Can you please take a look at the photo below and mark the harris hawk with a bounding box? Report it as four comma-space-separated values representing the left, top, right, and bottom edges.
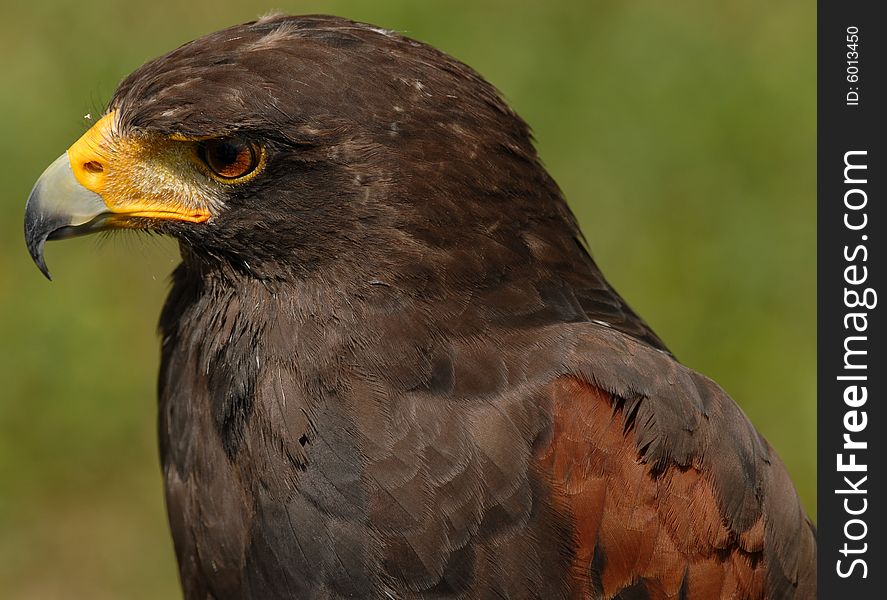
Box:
23, 14, 815, 600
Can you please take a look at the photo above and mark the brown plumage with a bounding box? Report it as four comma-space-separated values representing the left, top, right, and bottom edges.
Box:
24, 14, 815, 599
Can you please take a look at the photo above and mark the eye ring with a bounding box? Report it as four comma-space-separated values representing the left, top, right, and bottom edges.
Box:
197, 137, 265, 182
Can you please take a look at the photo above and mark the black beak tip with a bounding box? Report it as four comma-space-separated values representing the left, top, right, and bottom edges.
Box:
35, 254, 53, 281
24, 214, 53, 281
26, 238, 53, 281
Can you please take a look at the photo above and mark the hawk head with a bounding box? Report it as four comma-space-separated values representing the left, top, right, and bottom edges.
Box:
24, 13, 667, 351
24, 15, 560, 279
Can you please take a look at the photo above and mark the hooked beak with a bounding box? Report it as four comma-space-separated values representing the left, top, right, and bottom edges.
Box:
23, 111, 213, 279
24, 152, 113, 280
24, 112, 119, 280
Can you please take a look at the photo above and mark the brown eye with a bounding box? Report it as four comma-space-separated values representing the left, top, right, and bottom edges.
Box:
199, 137, 261, 180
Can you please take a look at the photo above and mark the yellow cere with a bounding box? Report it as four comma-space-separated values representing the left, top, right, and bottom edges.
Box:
66, 111, 222, 223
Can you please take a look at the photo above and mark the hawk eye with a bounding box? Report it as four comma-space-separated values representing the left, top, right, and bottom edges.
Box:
199, 137, 261, 181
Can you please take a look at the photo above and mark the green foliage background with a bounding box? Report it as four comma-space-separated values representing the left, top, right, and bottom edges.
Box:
0, 1, 814, 597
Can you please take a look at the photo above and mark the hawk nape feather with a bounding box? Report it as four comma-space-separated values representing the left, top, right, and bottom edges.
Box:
24, 14, 815, 600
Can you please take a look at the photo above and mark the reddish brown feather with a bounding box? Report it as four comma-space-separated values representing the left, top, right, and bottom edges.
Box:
539, 377, 774, 600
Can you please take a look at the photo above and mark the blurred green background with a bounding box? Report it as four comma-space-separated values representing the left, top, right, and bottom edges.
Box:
1, 0, 814, 598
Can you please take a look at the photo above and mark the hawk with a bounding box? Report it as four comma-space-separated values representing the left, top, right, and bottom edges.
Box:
24, 14, 815, 600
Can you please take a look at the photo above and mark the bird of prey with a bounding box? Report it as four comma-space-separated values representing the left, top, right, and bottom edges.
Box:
24, 14, 815, 600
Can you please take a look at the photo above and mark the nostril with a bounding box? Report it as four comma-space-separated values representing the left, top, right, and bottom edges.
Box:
83, 161, 104, 174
